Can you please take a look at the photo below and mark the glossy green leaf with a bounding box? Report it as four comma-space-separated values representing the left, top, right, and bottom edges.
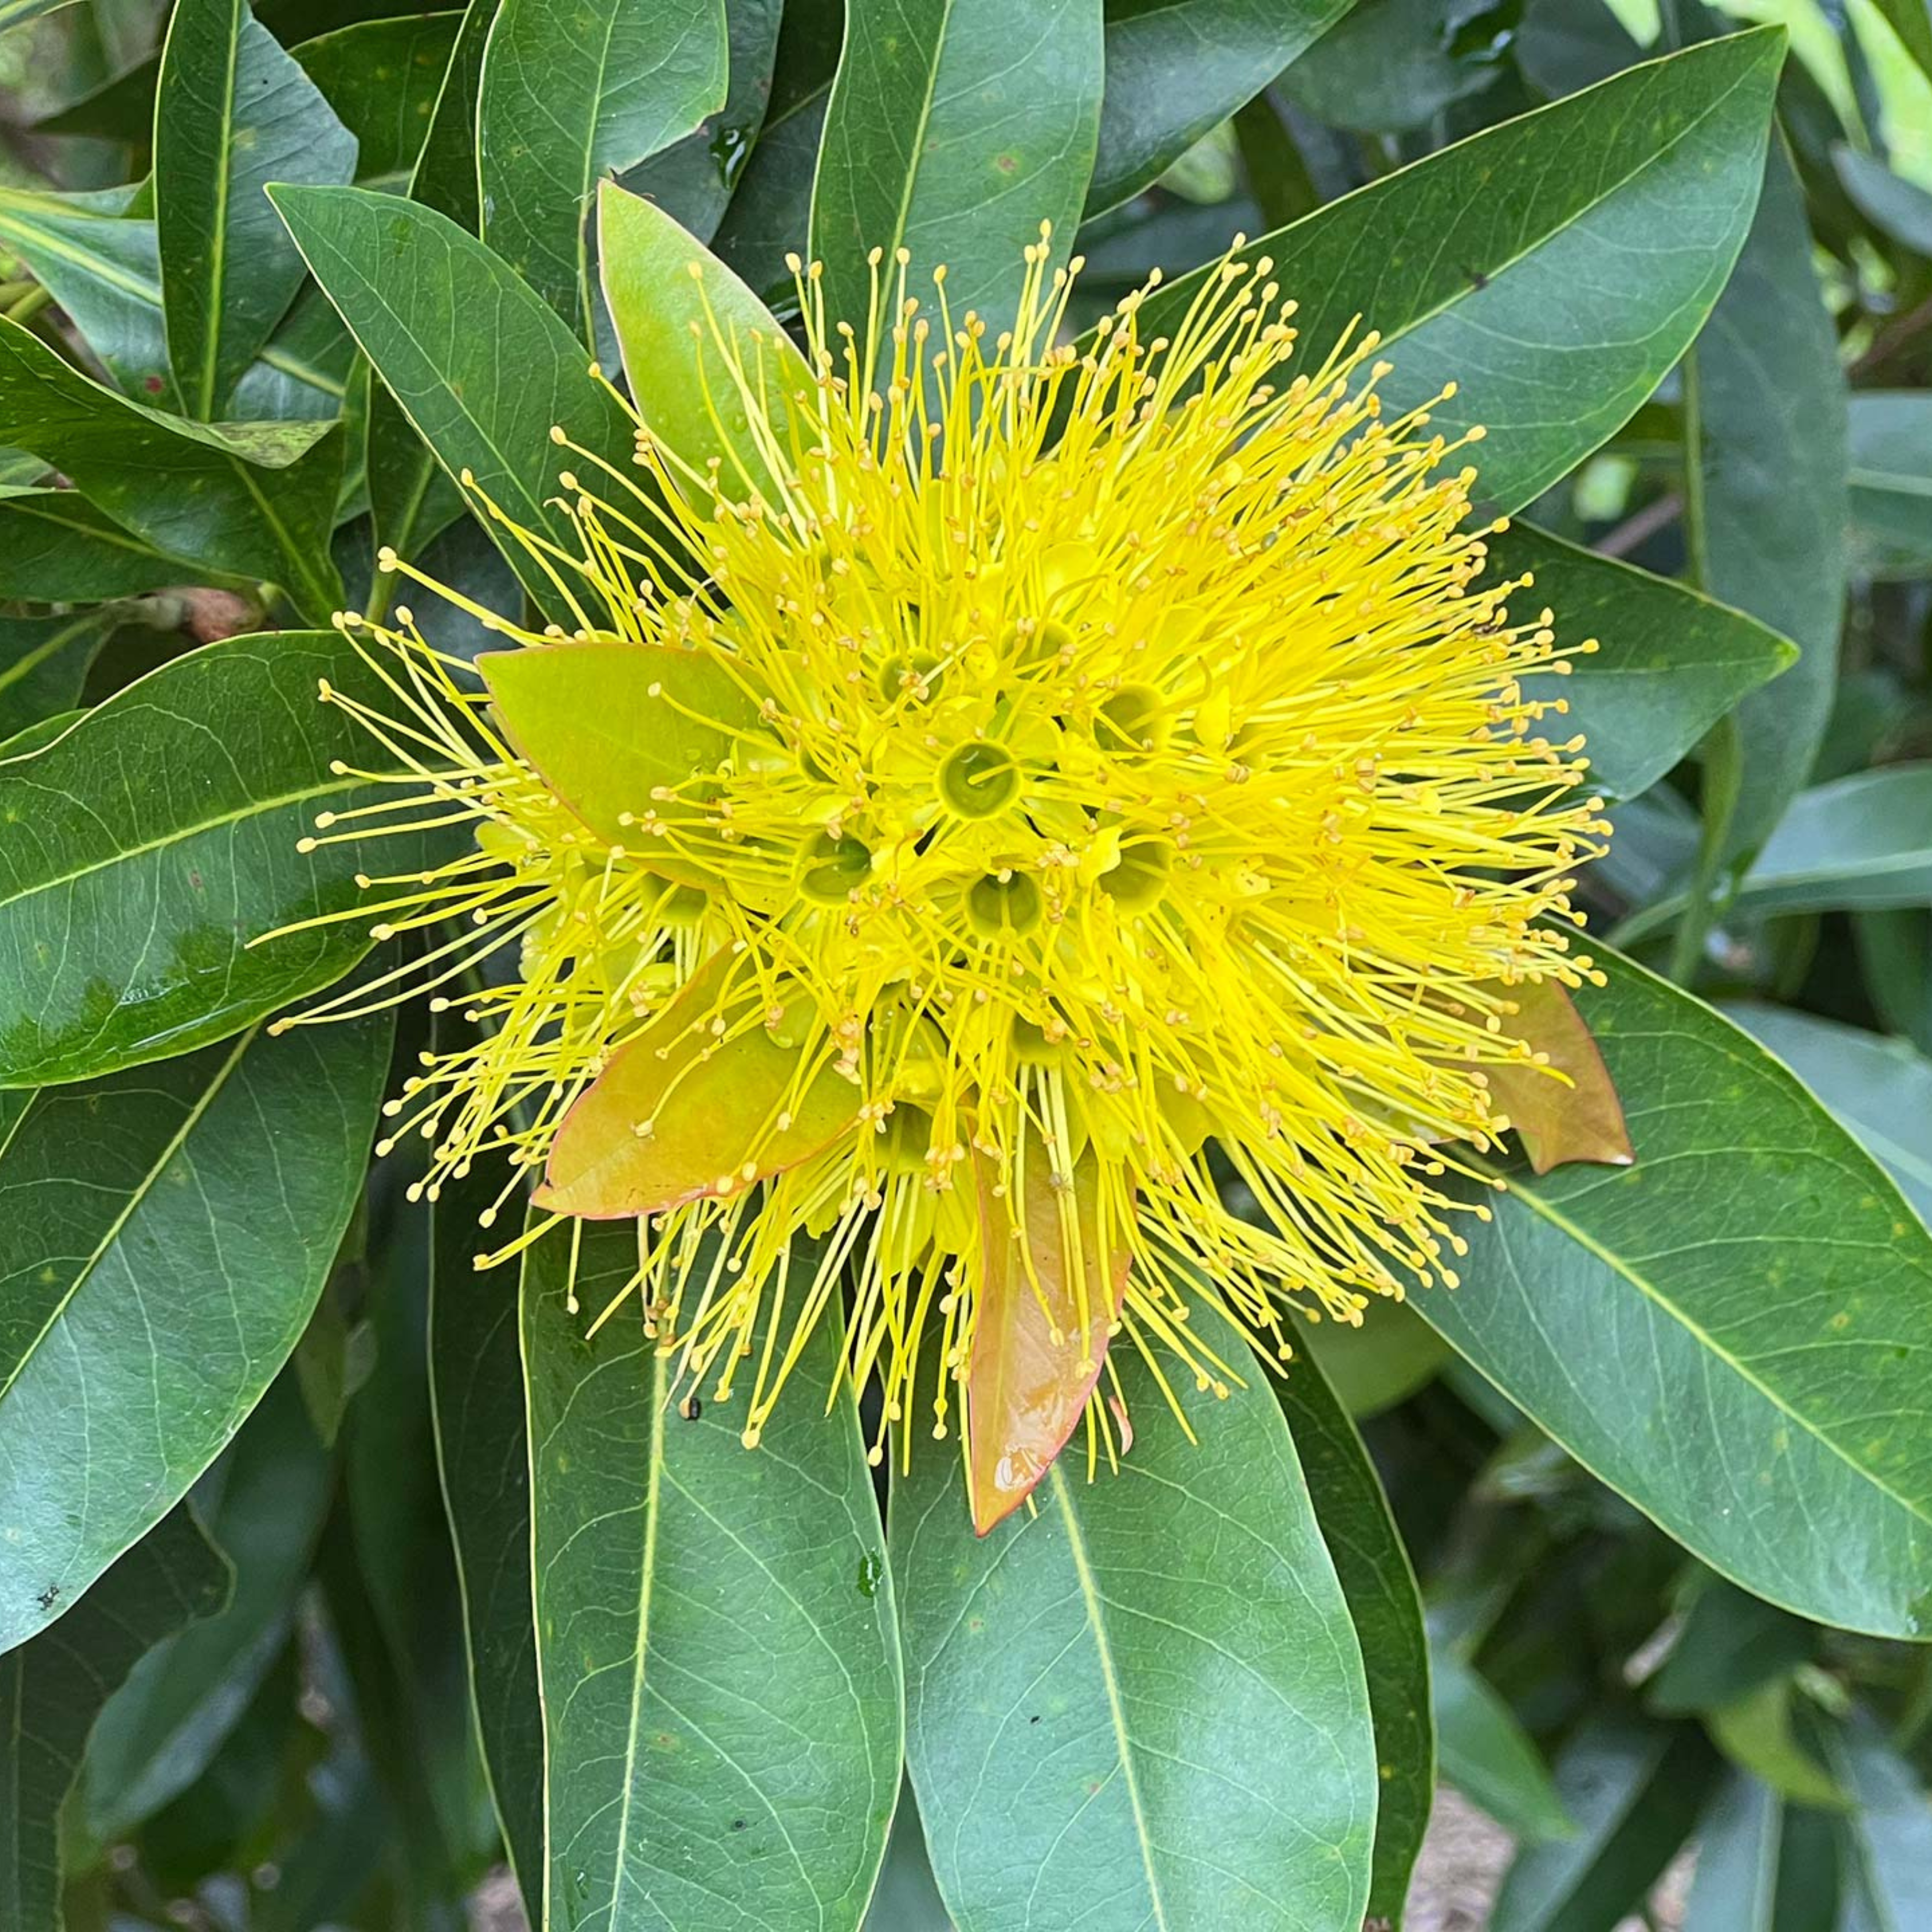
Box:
0, 1012, 388, 1656
1685, 137, 1847, 858
1722, 1005, 1932, 1226
1847, 393, 1932, 580
811, 0, 1105, 338
271, 185, 635, 619
896, 1317, 1377, 1932
0, 609, 114, 742
1085, 0, 1352, 216
597, 181, 809, 499
0, 488, 197, 602
1737, 766, 1932, 915
1496, 523, 1796, 804
480, 637, 767, 853
476, 0, 725, 330
1133, 30, 1785, 516
1493, 1718, 1718, 1931
523, 1217, 902, 1931
0, 633, 434, 1089
1684, 1772, 1841, 1932
1276, 1344, 1432, 1924
1432, 1647, 1574, 1842
0, 1506, 228, 1932
82, 1378, 332, 1840
1827, 1713, 1932, 1930
295, 13, 461, 185
428, 1145, 543, 1926
155, 0, 358, 420
1300, 1298, 1451, 1418
619, 0, 783, 242
0, 318, 342, 619
1417, 946, 1932, 1638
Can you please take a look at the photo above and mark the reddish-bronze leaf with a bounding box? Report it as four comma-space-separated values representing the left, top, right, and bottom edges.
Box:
1487, 978, 1634, 1175
536, 962, 855, 1218
966, 1143, 1129, 1536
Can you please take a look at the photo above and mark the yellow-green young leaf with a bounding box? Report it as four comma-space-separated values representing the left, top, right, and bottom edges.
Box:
1487, 978, 1634, 1175
1706, 1679, 1845, 1810
965, 1145, 1124, 1535
479, 639, 769, 871
597, 181, 810, 502
537, 957, 855, 1218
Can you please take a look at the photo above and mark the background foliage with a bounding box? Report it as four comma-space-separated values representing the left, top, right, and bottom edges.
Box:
1, 0, 1931, 1927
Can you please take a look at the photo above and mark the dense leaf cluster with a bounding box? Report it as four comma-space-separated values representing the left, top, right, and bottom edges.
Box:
1, 0, 1930, 1927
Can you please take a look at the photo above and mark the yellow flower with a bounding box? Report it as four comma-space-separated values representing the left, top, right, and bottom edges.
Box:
271, 229, 1607, 1526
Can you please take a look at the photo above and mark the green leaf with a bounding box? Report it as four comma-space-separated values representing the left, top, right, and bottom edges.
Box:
0, 0, 77, 35
81, 1378, 333, 1840
811, 0, 1105, 339
1722, 1006, 1932, 1227
1281, 0, 1511, 134
619, 0, 783, 242
862, 1781, 951, 1932
1833, 144, 1932, 254
408, 0, 498, 231
0, 319, 343, 619
1132, 30, 1785, 516
1432, 1647, 1574, 1842
1685, 136, 1847, 859
523, 1218, 903, 1931
1299, 1297, 1451, 1418
0, 633, 436, 1089
1735, 767, 1932, 916
1417, 946, 1932, 1639
1827, 1713, 1932, 1930
0, 489, 197, 602
1646, 1572, 1815, 1716
0, 1012, 388, 1656
428, 1145, 543, 1927
895, 1318, 1377, 1932
1684, 1772, 1842, 1932
1495, 523, 1795, 804
0, 1507, 228, 1932
155, 0, 358, 420
1085, 0, 1352, 216
294, 13, 462, 185
1276, 1345, 1433, 1925
270, 185, 635, 620
1847, 393, 1932, 581
597, 181, 808, 499
1493, 1718, 1719, 1931
1707, 1678, 1844, 1809
0, 609, 114, 741
1870, 0, 1932, 81
476, 0, 725, 330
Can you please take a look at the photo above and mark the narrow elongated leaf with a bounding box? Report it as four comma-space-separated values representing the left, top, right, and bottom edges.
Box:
523, 1218, 902, 1931
428, 1144, 543, 1927
0, 489, 197, 602
1827, 1713, 1932, 1930
1085, 0, 1352, 216
155, 0, 358, 419
295, 13, 461, 184
0, 1012, 388, 1656
1708, 1679, 1843, 1809
0, 1507, 228, 1932
0, 610, 114, 741
597, 181, 808, 496
408, 0, 499, 231
1277, 1346, 1432, 1925
896, 1319, 1377, 1932
82, 1378, 331, 1839
1733, 766, 1932, 916
1723, 1005, 1932, 1226
1432, 1648, 1573, 1842
811, 0, 1105, 338
1131, 30, 1785, 515
1847, 393, 1932, 581
1495, 524, 1795, 804
1870, 0, 1932, 82
270, 185, 635, 619
0, 633, 433, 1089
1418, 947, 1932, 1638
0, 319, 342, 619
1683, 1775, 1799, 1932
1494, 1718, 1719, 1931
1686, 137, 1847, 858
477, 0, 725, 329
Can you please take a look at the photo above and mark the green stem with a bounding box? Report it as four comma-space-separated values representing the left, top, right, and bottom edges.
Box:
1666, 712, 1741, 986
3, 284, 52, 325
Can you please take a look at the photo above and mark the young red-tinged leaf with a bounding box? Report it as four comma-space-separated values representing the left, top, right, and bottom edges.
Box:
596, 183, 810, 503
966, 1145, 1128, 1536
480, 641, 768, 880
1488, 978, 1634, 1174
536, 959, 855, 1219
